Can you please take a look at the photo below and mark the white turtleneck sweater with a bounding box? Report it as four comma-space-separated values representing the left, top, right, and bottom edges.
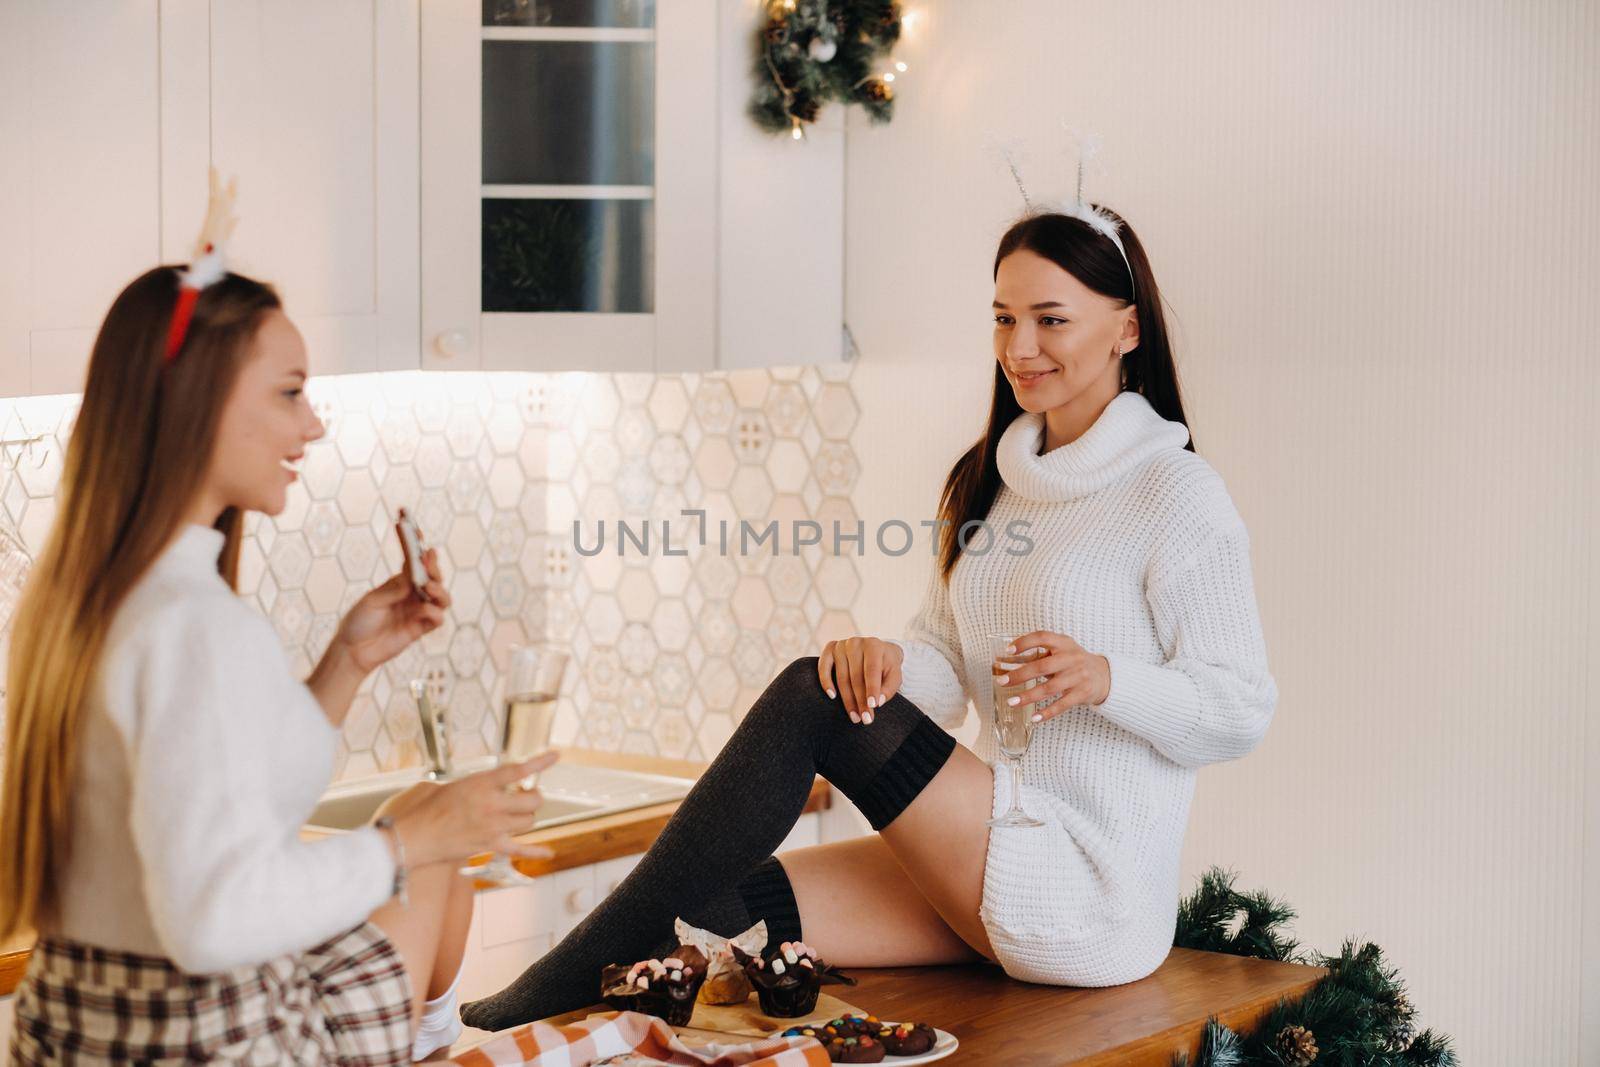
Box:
888, 391, 1278, 986
50, 525, 396, 974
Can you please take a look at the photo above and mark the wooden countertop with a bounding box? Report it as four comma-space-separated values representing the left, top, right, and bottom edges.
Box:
530, 948, 1327, 1065
833, 949, 1326, 1065
0, 749, 831, 998
0, 933, 27, 999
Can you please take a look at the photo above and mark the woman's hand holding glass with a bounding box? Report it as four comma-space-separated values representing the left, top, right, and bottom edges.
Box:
462, 644, 569, 886
379, 752, 559, 869
995, 629, 1111, 724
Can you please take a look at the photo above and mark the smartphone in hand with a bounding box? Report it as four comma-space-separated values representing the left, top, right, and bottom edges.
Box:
395, 508, 436, 604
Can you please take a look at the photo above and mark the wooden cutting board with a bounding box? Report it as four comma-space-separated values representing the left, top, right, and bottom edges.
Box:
672, 992, 866, 1043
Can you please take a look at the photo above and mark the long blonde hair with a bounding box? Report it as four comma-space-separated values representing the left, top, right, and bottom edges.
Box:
0, 266, 280, 939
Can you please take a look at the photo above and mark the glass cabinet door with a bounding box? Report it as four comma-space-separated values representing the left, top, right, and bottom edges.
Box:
423, 0, 715, 373
481, 8, 654, 314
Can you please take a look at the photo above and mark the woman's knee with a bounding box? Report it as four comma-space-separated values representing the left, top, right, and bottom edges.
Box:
752, 657, 841, 716
736, 657, 848, 740
777, 655, 823, 693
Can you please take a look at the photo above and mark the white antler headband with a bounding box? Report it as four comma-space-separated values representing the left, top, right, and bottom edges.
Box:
1002, 127, 1137, 300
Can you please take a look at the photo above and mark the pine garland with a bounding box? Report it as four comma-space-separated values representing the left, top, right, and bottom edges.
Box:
747, 0, 902, 138
1173, 866, 1302, 962
1190, 1017, 1248, 1067
1170, 867, 1459, 1067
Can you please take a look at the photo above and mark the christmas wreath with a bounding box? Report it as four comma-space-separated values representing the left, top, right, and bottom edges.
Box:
748, 0, 904, 139
1171, 868, 1459, 1066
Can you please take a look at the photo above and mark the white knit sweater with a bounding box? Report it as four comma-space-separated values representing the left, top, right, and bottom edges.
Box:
888, 391, 1278, 986
50, 525, 396, 974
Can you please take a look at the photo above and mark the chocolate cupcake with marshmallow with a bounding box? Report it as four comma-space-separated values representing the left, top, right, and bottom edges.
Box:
732, 940, 856, 1018
599, 944, 709, 1026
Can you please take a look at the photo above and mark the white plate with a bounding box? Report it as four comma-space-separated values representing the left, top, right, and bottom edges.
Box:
778, 1024, 956, 1064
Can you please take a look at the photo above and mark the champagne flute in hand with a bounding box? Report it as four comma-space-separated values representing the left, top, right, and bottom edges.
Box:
988, 634, 1045, 829
461, 644, 570, 886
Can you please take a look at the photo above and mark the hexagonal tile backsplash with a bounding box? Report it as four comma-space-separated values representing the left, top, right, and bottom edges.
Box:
0, 362, 861, 781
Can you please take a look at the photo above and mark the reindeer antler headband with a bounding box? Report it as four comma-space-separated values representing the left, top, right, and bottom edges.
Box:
164, 168, 239, 363
1003, 128, 1137, 301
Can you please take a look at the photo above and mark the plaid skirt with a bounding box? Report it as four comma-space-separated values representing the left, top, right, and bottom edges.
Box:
9, 922, 414, 1065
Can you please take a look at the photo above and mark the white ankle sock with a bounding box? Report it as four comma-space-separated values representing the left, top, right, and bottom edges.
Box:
410, 965, 465, 1061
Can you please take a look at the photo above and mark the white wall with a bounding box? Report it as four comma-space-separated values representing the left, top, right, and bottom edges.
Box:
842, 2, 1599, 1063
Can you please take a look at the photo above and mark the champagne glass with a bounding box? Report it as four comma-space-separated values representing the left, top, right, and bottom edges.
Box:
410, 668, 454, 781
987, 634, 1045, 829
461, 644, 571, 886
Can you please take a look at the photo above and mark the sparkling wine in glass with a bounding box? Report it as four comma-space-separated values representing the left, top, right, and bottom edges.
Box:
461, 644, 570, 886
987, 634, 1045, 829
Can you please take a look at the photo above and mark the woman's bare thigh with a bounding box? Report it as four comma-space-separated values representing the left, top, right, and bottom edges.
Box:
779, 835, 982, 968
781, 739, 998, 965
365, 783, 473, 1021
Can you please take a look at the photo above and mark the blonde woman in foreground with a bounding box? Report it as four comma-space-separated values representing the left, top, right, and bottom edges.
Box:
0, 188, 549, 1064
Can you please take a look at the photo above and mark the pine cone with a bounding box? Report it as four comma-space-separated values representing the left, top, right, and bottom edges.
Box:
1380, 991, 1417, 1053
790, 94, 820, 122
863, 78, 893, 103
1273, 1023, 1318, 1066
764, 17, 788, 44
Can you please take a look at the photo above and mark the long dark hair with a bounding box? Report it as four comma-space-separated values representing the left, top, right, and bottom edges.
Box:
1, 266, 279, 937
934, 208, 1194, 580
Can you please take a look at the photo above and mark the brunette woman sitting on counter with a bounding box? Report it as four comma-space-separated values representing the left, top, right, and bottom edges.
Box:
0, 176, 547, 1064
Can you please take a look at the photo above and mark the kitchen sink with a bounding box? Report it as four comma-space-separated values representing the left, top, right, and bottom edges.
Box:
306, 761, 695, 835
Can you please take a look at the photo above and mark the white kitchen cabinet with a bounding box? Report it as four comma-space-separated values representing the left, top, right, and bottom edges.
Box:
0, 3, 164, 397
158, 0, 421, 377
593, 851, 647, 900
4, 1, 841, 391
714, 0, 846, 371
209, 0, 420, 376
420, 0, 845, 375
0, 1, 418, 396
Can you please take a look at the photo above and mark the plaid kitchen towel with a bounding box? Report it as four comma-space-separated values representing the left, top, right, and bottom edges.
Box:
448, 1010, 830, 1067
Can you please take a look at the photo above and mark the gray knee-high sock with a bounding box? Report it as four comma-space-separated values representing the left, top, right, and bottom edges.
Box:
643, 855, 802, 962
459, 656, 955, 1031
